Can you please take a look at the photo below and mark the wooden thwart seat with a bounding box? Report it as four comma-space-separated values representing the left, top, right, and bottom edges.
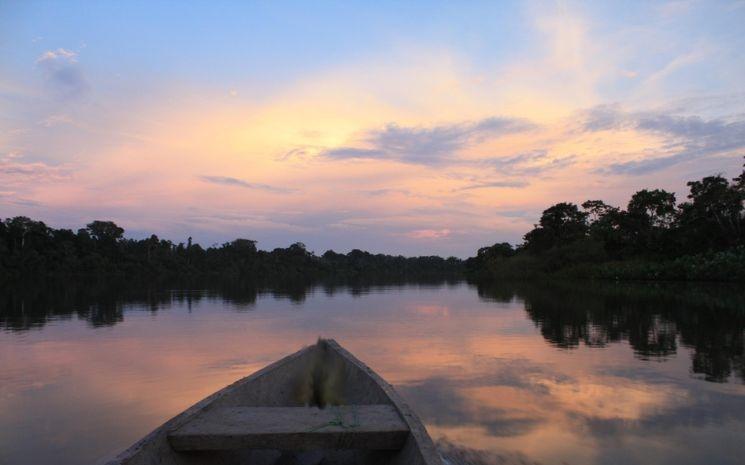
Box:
168, 404, 410, 451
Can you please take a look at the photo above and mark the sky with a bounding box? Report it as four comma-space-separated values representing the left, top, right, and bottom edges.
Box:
1, 1, 744, 257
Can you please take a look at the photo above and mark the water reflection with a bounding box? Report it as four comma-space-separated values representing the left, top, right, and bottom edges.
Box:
0, 275, 462, 331
474, 280, 745, 383
3, 278, 742, 384
0, 278, 743, 465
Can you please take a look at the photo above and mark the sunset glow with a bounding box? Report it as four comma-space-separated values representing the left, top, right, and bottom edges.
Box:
2, 1, 744, 256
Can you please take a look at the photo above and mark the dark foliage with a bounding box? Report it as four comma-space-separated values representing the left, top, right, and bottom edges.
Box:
468, 158, 745, 280
0, 220, 463, 279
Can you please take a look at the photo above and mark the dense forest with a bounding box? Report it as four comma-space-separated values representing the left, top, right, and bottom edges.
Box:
467, 159, 745, 281
0, 219, 462, 278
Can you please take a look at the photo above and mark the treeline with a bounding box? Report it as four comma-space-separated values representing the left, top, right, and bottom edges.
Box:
468, 160, 745, 281
0, 219, 462, 278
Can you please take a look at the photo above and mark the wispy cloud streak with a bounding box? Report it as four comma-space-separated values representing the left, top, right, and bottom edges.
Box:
320, 117, 536, 165
582, 105, 745, 175
0, 153, 69, 182
457, 180, 529, 191
199, 176, 297, 194
484, 150, 577, 175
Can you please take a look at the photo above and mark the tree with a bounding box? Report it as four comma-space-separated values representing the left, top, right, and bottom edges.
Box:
466, 242, 517, 274
539, 203, 589, 239
229, 239, 257, 253
625, 189, 677, 257
288, 242, 307, 253
678, 174, 743, 251
477, 242, 515, 259
627, 189, 677, 228
0, 220, 7, 261
3, 217, 50, 253
736, 159, 745, 245
86, 221, 124, 243
582, 200, 630, 258
734, 157, 745, 190
84, 220, 124, 263
523, 203, 588, 253
582, 200, 618, 224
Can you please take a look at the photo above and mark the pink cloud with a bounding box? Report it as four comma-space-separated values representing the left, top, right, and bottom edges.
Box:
0, 154, 70, 183
405, 229, 452, 239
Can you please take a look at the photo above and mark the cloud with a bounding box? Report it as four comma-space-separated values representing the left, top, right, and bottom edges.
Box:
38, 114, 75, 127
0, 153, 69, 183
0, 191, 42, 207
397, 359, 558, 437
484, 150, 577, 175
37, 48, 77, 62
446, 150, 575, 192
399, 377, 544, 438
36, 48, 88, 97
185, 211, 307, 233
496, 209, 536, 218
580, 104, 627, 132
322, 147, 386, 159
320, 117, 536, 165
361, 188, 412, 197
457, 180, 530, 191
276, 147, 318, 162
581, 105, 745, 175
405, 229, 451, 239
199, 175, 297, 194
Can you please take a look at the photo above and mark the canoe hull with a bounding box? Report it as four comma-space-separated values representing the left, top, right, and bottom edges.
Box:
104, 339, 442, 465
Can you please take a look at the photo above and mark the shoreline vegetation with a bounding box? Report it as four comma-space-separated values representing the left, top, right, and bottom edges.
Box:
1, 160, 743, 282
466, 160, 745, 282
0, 220, 462, 279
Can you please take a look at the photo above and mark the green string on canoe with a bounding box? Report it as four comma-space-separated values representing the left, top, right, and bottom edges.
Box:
307, 405, 360, 432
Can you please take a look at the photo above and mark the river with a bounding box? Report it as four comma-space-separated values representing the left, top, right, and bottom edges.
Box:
1, 278, 743, 465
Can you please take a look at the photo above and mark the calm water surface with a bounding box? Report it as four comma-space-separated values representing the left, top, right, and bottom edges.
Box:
1, 279, 744, 465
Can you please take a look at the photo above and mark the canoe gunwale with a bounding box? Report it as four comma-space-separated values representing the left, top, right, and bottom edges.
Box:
322, 339, 442, 465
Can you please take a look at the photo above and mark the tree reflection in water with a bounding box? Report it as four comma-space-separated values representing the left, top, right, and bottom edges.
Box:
0, 275, 461, 331
2, 277, 743, 383
475, 280, 745, 383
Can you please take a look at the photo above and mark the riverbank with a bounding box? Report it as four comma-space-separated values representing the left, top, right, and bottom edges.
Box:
467, 246, 745, 282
